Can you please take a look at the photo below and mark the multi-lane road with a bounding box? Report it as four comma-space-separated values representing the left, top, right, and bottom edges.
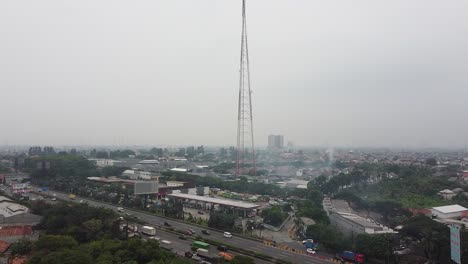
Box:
23, 188, 331, 264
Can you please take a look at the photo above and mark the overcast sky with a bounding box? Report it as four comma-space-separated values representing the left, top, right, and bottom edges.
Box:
1, 0, 468, 148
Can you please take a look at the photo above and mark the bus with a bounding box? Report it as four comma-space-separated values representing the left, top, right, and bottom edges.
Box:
192, 241, 210, 250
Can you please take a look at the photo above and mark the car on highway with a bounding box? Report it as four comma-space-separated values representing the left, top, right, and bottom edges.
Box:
184, 251, 193, 258
117, 207, 124, 212
178, 235, 187, 240
163, 222, 171, 227
197, 211, 204, 215
217, 245, 227, 252
223, 232, 232, 238
202, 230, 210, 235
303, 238, 314, 244
188, 228, 195, 234
51, 197, 57, 201
306, 248, 317, 255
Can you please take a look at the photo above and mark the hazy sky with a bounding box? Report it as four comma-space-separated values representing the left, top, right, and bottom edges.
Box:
1, 0, 468, 148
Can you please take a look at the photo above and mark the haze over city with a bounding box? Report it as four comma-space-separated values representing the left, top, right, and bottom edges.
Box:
1, 0, 468, 147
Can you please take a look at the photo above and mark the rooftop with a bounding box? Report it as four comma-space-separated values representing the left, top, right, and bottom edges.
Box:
138, 160, 159, 164
0, 240, 10, 253
170, 168, 188, 172
167, 193, 260, 209
336, 211, 383, 229
432, 204, 468, 214
438, 189, 455, 194
0, 197, 29, 218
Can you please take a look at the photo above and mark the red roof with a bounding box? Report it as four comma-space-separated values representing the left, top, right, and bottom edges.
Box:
0, 240, 10, 253
0, 226, 32, 237
10, 257, 27, 264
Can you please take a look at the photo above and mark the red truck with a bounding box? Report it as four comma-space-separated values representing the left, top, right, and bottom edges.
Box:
336, 251, 365, 263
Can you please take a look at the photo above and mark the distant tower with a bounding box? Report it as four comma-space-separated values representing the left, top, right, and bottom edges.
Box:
236, 0, 256, 176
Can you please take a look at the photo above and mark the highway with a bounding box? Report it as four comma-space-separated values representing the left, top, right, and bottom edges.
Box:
27, 188, 332, 264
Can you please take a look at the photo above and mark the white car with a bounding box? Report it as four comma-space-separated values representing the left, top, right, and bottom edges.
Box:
302, 239, 314, 244
223, 232, 232, 238
306, 248, 316, 255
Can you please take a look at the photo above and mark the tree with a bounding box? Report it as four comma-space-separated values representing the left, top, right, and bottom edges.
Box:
425, 158, 437, 166
232, 256, 255, 264
150, 148, 164, 157
219, 148, 228, 159
186, 146, 197, 158
197, 145, 205, 154
35, 249, 93, 264
34, 235, 78, 252
373, 200, 403, 222
175, 148, 186, 157
208, 211, 237, 230
29, 146, 42, 156
261, 206, 287, 227
355, 234, 396, 263
10, 239, 33, 256
305, 224, 351, 251
96, 151, 109, 159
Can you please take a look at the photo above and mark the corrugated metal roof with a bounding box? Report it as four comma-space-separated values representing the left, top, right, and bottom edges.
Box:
432, 204, 468, 214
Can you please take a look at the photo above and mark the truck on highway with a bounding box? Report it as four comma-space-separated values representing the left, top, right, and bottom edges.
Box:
192, 241, 210, 250
160, 240, 172, 251
196, 248, 218, 262
141, 226, 156, 236
336, 251, 365, 263
69, 194, 76, 200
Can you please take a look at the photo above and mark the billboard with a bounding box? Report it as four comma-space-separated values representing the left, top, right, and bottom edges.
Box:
12, 183, 28, 190
450, 225, 461, 264
12, 183, 30, 194
134, 181, 158, 195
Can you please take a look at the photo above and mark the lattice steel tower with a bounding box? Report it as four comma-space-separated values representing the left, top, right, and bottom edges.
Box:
236, 0, 256, 176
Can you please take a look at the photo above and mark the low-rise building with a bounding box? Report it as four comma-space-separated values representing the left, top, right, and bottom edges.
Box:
88, 159, 121, 167
327, 199, 395, 237
0, 196, 41, 226
431, 204, 468, 219
330, 211, 396, 236
438, 189, 456, 200
122, 170, 158, 180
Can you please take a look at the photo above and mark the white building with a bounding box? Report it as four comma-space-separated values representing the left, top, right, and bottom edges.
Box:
284, 179, 309, 189
138, 160, 159, 165
89, 159, 121, 167
438, 189, 456, 200
431, 204, 468, 219
166, 181, 186, 187
170, 168, 189, 173
122, 170, 157, 180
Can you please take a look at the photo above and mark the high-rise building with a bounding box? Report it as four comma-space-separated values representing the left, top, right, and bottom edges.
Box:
268, 135, 284, 149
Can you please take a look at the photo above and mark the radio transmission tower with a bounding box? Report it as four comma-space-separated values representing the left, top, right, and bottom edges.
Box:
236, 0, 256, 176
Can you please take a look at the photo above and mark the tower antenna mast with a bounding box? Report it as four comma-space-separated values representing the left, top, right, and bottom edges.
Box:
236, 0, 256, 176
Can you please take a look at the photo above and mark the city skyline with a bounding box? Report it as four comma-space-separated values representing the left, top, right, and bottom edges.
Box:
1, 0, 468, 148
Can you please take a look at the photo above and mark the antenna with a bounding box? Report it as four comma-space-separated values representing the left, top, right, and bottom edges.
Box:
236, 0, 256, 176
